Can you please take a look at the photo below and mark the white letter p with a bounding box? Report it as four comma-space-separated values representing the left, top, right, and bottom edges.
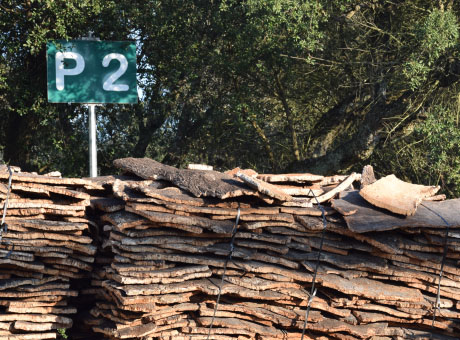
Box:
55, 52, 85, 91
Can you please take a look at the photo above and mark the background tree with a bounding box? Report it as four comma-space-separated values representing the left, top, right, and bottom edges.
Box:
1, 0, 460, 196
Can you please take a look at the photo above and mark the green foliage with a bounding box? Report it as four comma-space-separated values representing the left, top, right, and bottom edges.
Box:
403, 9, 459, 90
418, 9, 459, 59
414, 104, 460, 196
0, 0, 129, 173
244, 0, 326, 52
57, 328, 68, 339
0, 0, 460, 198
369, 95, 460, 198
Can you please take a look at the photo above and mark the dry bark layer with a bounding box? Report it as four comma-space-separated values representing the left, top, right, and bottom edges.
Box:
83, 158, 460, 340
2, 160, 458, 339
359, 174, 440, 216
0, 167, 94, 340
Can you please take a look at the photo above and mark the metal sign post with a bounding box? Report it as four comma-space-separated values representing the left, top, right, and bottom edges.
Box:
88, 104, 97, 177
83, 34, 99, 178
46, 38, 137, 177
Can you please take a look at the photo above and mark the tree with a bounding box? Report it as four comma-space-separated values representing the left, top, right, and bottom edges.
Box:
0, 1, 108, 173
1, 0, 460, 197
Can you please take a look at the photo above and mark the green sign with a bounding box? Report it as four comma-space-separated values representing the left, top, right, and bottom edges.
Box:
47, 40, 137, 104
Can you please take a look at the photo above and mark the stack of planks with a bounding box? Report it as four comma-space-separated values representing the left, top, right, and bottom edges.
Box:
74, 175, 133, 340
84, 158, 460, 340
0, 167, 96, 340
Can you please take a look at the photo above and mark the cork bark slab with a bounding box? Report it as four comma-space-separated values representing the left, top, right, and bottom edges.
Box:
131, 200, 280, 217
360, 164, 376, 188
359, 174, 439, 216
90, 197, 125, 212
0, 249, 34, 262
331, 198, 357, 216
127, 205, 234, 233
0, 169, 93, 187
256, 173, 324, 183
196, 316, 285, 337
114, 157, 257, 199
334, 190, 460, 233
318, 274, 424, 302
5, 219, 88, 232
1, 239, 96, 256
181, 325, 254, 337
0, 331, 57, 339
138, 186, 210, 207
0, 277, 64, 291
308, 319, 388, 338
83, 174, 143, 186
304, 250, 388, 272
11, 183, 90, 200
236, 172, 293, 202
109, 269, 212, 285
271, 184, 324, 197
280, 206, 336, 216
120, 235, 219, 248
101, 211, 147, 230
0, 314, 72, 326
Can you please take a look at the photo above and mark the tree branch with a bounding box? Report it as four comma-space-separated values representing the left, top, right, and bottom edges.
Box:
290, 93, 410, 174
275, 74, 301, 161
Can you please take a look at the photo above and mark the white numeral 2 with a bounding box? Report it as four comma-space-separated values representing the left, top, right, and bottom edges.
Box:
102, 53, 129, 91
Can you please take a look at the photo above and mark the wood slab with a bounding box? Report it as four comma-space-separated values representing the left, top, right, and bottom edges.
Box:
333, 190, 460, 233
0, 169, 93, 187
360, 165, 376, 188
90, 197, 125, 212
125, 206, 233, 234
114, 157, 257, 199
236, 172, 293, 202
359, 174, 439, 216
137, 186, 209, 207
11, 183, 90, 200
257, 173, 324, 183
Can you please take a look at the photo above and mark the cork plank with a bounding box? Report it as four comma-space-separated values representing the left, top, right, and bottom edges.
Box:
359, 174, 439, 216
335, 190, 460, 233
114, 157, 257, 199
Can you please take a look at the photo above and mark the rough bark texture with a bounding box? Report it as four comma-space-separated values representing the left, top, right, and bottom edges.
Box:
84, 159, 460, 339
114, 157, 258, 199
0, 168, 93, 339
2, 159, 460, 340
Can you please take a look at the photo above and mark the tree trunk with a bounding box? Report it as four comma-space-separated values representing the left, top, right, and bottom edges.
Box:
132, 104, 168, 157
275, 76, 301, 162
250, 119, 277, 171
290, 93, 410, 174
3, 112, 36, 171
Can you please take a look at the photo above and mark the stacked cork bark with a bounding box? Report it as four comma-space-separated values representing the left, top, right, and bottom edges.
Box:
84, 158, 460, 340
0, 167, 96, 340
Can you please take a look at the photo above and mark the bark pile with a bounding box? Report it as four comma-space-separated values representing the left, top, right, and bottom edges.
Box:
82, 158, 460, 340
0, 167, 96, 340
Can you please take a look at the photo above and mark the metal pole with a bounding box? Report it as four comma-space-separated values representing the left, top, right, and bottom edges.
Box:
89, 104, 97, 177
82, 32, 100, 178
